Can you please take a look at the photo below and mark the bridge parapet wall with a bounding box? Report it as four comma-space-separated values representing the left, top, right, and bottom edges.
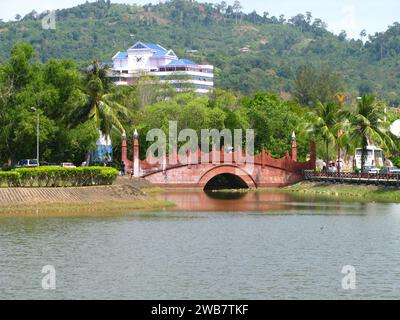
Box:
140, 142, 315, 175
121, 131, 316, 187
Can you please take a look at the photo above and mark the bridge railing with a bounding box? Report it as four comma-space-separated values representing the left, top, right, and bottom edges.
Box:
304, 170, 400, 186
140, 149, 313, 176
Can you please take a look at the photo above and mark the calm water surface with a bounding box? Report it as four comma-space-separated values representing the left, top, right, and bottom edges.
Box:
1, 189, 400, 300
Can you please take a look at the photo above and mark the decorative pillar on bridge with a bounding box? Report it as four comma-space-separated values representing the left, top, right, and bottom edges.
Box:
310, 140, 317, 170
121, 131, 128, 168
133, 129, 140, 177
291, 131, 297, 162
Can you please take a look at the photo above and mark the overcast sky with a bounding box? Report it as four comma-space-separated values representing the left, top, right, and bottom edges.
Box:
0, 0, 399, 39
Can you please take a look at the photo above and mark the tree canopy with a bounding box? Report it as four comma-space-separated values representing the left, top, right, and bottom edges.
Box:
1, 0, 400, 105
1, 41, 399, 171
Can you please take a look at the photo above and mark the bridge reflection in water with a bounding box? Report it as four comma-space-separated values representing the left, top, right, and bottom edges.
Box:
159, 189, 301, 212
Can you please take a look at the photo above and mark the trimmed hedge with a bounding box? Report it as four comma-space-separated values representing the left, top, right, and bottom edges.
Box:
0, 171, 20, 187
0, 167, 119, 188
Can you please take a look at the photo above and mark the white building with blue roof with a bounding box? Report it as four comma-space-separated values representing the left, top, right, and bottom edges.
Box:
110, 41, 214, 94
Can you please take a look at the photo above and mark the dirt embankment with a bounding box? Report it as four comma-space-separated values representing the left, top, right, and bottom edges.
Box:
0, 177, 173, 215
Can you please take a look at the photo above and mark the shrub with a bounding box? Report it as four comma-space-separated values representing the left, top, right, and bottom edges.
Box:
1, 165, 14, 172
0, 171, 20, 187
0, 167, 119, 188
391, 156, 400, 168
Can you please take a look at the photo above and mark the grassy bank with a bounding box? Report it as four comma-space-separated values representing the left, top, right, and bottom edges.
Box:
0, 177, 175, 216
0, 197, 175, 217
282, 181, 400, 203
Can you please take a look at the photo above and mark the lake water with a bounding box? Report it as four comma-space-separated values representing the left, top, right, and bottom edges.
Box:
1, 189, 400, 300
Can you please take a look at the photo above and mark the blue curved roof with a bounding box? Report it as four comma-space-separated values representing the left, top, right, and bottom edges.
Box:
130, 42, 168, 56
168, 59, 197, 66
143, 43, 167, 54
115, 51, 128, 59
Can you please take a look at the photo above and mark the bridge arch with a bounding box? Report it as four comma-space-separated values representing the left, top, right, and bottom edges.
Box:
198, 165, 257, 190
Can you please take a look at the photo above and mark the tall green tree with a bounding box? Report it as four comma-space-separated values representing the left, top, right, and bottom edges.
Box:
0, 44, 102, 166
294, 64, 344, 107
208, 89, 248, 130
233, 0, 242, 24
134, 73, 177, 109
0, 43, 49, 164
76, 60, 131, 135
302, 101, 344, 166
347, 95, 394, 171
243, 93, 306, 158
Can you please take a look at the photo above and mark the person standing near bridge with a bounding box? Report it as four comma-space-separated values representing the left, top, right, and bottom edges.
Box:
328, 161, 337, 173
336, 158, 344, 173
120, 162, 126, 176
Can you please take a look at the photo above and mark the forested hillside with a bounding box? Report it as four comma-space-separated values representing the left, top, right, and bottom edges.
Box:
1, 0, 400, 105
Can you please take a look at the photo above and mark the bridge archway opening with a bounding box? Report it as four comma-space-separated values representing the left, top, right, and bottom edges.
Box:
203, 173, 249, 191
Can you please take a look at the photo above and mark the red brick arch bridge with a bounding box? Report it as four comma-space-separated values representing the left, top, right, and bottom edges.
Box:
121, 134, 316, 189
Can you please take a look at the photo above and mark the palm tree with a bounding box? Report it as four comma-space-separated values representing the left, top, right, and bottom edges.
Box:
77, 60, 130, 135
347, 95, 394, 172
302, 102, 345, 168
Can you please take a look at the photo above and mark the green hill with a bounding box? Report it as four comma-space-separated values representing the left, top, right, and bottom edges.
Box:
1, 0, 400, 105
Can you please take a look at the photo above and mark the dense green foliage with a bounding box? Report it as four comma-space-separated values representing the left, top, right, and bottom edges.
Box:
0, 43, 133, 165
79, 61, 132, 135
0, 171, 20, 187
0, 43, 99, 165
346, 95, 395, 170
1, 0, 400, 104
1, 0, 400, 174
135, 91, 309, 160
1, 40, 399, 171
0, 41, 313, 167
294, 65, 344, 106
242, 93, 308, 158
0, 166, 118, 187
301, 102, 344, 164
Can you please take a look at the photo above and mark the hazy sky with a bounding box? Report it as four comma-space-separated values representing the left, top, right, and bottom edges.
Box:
0, 0, 399, 39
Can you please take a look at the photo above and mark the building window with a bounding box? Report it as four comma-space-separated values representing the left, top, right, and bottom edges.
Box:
194, 84, 214, 90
